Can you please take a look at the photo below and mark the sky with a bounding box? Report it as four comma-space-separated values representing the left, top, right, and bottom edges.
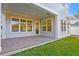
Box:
69, 3, 79, 16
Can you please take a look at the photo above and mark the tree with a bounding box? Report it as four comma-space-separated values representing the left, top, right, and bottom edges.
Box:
74, 11, 79, 19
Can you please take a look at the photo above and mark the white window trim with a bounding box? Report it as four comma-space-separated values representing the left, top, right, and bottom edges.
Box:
42, 19, 47, 32
27, 18, 33, 32
10, 16, 34, 32
20, 18, 27, 32
61, 19, 67, 32
35, 20, 40, 35
42, 18, 52, 32
10, 16, 20, 32
47, 19, 52, 32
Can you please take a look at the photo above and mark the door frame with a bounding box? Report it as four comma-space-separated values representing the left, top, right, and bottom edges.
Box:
35, 20, 40, 35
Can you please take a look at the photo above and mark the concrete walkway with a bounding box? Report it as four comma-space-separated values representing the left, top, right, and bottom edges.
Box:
1, 36, 55, 54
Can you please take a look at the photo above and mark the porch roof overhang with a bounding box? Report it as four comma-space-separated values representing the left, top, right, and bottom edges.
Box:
34, 3, 58, 15
2, 3, 56, 19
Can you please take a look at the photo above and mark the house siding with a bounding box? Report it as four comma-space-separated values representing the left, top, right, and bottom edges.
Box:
2, 11, 55, 39
35, 3, 70, 39
40, 16, 55, 38
2, 12, 36, 39
1, 3, 70, 39
0, 3, 71, 54
71, 26, 79, 35
70, 20, 79, 35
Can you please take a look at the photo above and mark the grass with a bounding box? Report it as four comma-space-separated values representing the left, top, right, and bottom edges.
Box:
12, 37, 79, 56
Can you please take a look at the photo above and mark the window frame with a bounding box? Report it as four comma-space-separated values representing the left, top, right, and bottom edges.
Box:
61, 19, 67, 32
42, 19, 47, 32
64, 20, 66, 31
47, 19, 52, 32
27, 18, 33, 32
11, 16, 20, 32
61, 20, 63, 31
20, 18, 27, 32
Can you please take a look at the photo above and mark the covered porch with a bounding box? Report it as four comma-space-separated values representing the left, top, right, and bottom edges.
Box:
1, 3, 57, 55
1, 3, 57, 39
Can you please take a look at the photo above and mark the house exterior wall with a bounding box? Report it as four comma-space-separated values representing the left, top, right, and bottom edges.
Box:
1, 3, 70, 39
40, 16, 55, 38
71, 26, 79, 35
0, 3, 70, 53
35, 3, 70, 38
1, 3, 57, 39
56, 4, 70, 38
70, 20, 79, 35
0, 3, 2, 53
2, 12, 36, 39
1, 11, 55, 39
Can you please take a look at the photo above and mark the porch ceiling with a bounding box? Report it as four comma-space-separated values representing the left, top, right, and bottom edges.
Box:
2, 3, 54, 19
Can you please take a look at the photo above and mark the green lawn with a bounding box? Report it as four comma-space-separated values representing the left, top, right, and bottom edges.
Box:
12, 37, 79, 56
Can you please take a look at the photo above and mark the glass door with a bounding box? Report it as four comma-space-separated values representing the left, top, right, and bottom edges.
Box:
35, 20, 40, 35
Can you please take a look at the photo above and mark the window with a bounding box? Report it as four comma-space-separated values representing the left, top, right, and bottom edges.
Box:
47, 20, 51, 31
11, 18, 19, 32
64, 21, 66, 31
11, 17, 33, 32
43, 20, 46, 32
27, 19, 32, 31
61, 20, 64, 31
20, 19, 26, 32
61, 20, 66, 31
67, 22, 70, 29
35, 20, 40, 34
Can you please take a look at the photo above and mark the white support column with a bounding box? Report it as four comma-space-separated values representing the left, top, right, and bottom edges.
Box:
54, 15, 60, 39
1, 4, 6, 39
0, 3, 2, 53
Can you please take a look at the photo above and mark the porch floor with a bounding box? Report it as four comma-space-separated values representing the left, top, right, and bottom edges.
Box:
1, 36, 55, 54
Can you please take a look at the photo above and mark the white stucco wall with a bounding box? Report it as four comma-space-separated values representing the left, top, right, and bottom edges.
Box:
71, 26, 79, 35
